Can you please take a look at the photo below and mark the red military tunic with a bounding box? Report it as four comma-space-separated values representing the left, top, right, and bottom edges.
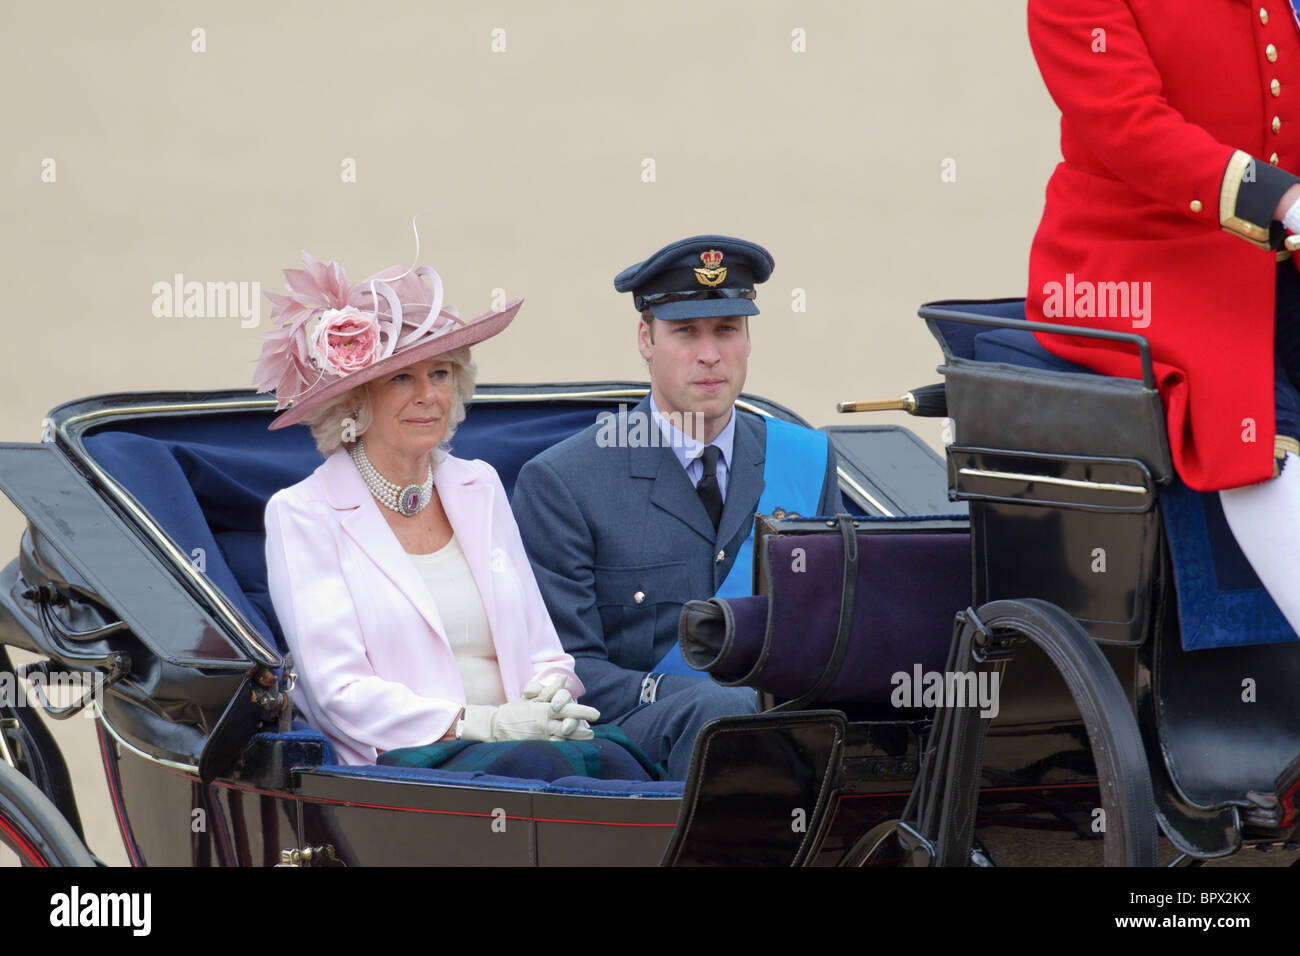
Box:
1027, 0, 1300, 491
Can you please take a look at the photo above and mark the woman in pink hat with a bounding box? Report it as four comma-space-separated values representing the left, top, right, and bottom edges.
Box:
251, 253, 617, 770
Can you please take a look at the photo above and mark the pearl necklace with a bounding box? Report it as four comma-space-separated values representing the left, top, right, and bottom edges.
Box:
349, 440, 434, 517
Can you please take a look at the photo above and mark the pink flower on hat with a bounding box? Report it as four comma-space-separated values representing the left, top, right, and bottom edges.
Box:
309, 307, 380, 376
253, 252, 359, 410
251, 250, 467, 415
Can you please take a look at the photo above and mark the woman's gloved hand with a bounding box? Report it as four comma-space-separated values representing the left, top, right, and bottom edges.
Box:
459, 696, 600, 742
523, 673, 600, 739
523, 673, 569, 703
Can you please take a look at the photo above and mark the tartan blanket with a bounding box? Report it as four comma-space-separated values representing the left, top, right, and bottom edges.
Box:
377, 725, 669, 781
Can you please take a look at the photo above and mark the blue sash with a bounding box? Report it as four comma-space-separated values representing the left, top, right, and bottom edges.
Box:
651, 417, 831, 676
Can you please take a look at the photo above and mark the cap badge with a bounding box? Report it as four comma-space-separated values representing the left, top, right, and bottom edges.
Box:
694, 249, 727, 288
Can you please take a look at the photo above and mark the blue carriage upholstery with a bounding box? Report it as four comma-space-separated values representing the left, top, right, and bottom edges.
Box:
934, 299, 1296, 650
81, 403, 611, 654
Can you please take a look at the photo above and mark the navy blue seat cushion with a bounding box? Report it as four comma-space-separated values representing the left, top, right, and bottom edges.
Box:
308, 762, 685, 797
972, 327, 1096, 375
928, 299, 1030, 362
1160, 477, 1297, 649
81, 402, 609, 653
930, 297, 1098, 374
250, 723, 341, 767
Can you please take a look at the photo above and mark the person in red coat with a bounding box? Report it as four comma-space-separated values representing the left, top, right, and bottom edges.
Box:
1027, 0, 1300, 631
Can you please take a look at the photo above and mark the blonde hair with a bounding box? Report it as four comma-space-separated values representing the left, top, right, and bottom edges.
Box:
305, 346, 478, 459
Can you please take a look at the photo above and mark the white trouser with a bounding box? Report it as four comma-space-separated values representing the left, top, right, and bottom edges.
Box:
1219, 452, 1300, 633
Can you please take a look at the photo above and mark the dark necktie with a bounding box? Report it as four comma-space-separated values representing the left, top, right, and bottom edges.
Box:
696, 445, 723, 531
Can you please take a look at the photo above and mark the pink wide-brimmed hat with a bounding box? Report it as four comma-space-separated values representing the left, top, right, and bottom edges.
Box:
252, 252, 521, 430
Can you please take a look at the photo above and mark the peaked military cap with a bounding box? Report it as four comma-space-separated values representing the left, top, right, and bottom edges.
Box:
613, 235, 775, 320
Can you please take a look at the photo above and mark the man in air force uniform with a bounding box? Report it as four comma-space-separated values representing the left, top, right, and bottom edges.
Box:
512, 235, 841, 779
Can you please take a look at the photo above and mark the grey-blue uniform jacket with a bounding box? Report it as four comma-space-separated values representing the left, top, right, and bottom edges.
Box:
511, 396, 841, 722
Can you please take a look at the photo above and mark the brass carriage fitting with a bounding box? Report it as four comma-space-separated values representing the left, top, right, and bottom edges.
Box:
837, 384, 947, 417
277, 845, 337, 867
838, 396, 916, 413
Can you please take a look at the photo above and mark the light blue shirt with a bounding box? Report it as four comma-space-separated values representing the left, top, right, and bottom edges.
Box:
648, 393, 735, 500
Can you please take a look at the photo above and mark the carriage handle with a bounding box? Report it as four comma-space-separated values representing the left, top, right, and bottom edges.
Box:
916, 305, 1158, 390
15, 584, 131, 719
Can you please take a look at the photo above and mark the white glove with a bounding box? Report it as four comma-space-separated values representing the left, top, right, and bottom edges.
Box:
459, 698, 600, 742
523, 673, 600, 740
523, 673, 568, 703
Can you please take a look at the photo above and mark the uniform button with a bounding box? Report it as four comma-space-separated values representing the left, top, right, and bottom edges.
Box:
1273, 78, 1283, 96
1190, 200, 1203, 213
633, 590, 645, 605
1272, 152, 1281, 165
1267, 43, 1279, 62
1275, 115, 1283, 133
1261, 7, 1269, 25
715, 550, 725, 564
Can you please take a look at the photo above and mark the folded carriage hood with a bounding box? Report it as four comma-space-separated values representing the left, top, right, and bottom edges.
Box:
0, 442, 266, 669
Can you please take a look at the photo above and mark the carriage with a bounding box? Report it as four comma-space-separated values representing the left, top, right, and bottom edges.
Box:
1, 299, 1298, 867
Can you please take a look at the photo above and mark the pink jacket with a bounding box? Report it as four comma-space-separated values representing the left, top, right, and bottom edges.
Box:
263, 447, 583, 766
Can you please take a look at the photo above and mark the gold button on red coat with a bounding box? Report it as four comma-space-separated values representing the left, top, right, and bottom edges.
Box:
1274, 116, 1284, 133
1273, 78, 1283, 96
1190, 200, 1203, 212
1272, 152, 1281, 164
1261, 7, 1270, 25
1267, 43, 1279, 62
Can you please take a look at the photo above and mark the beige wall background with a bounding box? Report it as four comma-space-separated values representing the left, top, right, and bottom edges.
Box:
2, 1, 1060, 865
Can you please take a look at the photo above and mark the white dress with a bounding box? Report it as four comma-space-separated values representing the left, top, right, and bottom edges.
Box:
407, 534, 508, 706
